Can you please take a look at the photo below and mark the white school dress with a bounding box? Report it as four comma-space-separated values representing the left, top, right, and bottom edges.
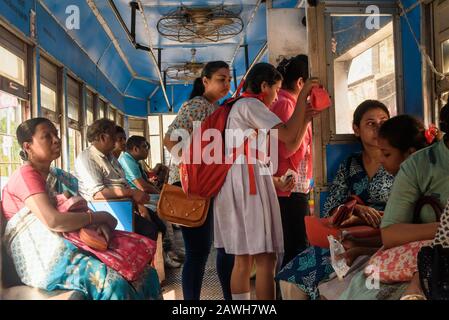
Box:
214, 97, 285, 255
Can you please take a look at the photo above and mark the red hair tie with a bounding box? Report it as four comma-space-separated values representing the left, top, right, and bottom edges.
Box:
424, 124, 439, 144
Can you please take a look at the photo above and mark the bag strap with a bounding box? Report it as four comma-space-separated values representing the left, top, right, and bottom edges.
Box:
413, 196, 443, 224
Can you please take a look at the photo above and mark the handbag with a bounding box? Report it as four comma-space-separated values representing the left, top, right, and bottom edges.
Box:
364, 196, 443, 284
310, 86, 332, 111
55, 193, 156, 282
418, 198, 449, 300
305, 195, 380, 248
157, 183, 210, 227
364, 240, 432, 284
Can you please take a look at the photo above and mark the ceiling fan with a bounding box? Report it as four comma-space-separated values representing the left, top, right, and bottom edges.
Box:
157, 5, 244, 43
165, 48, 205, 82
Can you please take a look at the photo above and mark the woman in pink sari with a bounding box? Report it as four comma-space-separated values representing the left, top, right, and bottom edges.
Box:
1, 117, 161, 299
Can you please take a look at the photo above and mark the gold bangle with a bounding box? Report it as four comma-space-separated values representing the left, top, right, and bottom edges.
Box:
87, 210, 93, 225
400, 294, 426, 300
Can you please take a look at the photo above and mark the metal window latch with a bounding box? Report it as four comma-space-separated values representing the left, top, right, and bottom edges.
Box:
9, 82, 19, 91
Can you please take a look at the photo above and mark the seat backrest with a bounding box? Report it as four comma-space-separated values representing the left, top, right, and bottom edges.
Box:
88, 199, 134, 231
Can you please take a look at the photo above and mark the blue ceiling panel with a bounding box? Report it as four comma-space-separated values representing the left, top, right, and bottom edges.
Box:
96, 70, 125, 110
36, 3, 125, 110
243, 2, 266, 44
93, 0, 157, 80
41, 0, 110, 63
2, 0, 277, 115
149, 83, 193, 113
124, 96, 148, 117
124, 78, 156, 99
97, 45, 133, 92
37, 3, 98, 85
0, 0, 33, 36
272, 0, 301, 9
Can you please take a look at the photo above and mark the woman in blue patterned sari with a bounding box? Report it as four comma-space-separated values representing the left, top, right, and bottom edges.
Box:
276, 100, 394, 299
2, 118, 161, 300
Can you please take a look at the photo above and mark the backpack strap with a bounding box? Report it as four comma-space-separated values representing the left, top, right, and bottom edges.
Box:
245, 137, 257, 195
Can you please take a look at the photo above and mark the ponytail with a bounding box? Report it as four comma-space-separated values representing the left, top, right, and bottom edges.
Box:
188, 61, 230, 100
189, 77, 205, 99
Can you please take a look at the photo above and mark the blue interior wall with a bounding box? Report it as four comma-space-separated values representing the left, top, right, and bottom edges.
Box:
400, 0, 423, 117
150, 84, 193, 113
35, 2, 125, 111
0, 0, 32, 36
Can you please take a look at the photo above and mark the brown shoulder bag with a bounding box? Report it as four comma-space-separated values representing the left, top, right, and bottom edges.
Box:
157, 184, 210, 228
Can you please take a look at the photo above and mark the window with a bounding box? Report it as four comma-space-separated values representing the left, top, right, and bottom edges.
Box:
107, 106, 116, 121
68, 128, 82, 174
148, 115, 162, 168
0, 45, 25, 86
443, 39, 449, 74
67, 76, 82, 173
67, 77, 80, 122
129, 118, 146, 137
98, 99, 106, 119
0, 91, 23, 188
40, 58, 60, 123
86, 90, 94, 126
117, 112, 124, 127
162, 115, 177, 166
0, 27, 27, 106
40, 83, 57, 112
331, 16, 397, 135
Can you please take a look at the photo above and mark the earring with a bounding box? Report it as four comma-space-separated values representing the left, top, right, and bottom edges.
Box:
19, 150, 28, 161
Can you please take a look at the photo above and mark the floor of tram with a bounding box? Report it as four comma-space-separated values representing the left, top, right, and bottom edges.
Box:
161, 228, 256, 300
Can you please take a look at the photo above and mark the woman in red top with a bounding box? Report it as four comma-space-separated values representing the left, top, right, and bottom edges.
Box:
271, 55, 323, 266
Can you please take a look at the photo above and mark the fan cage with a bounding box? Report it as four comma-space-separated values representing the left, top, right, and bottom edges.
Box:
157, 5, 244, 43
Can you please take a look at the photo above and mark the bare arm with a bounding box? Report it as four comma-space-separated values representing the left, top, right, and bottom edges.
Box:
24, 193, 117, 232
93, 187, 132, 200
381, 223, 439, 249
273, 79, 320, 151
93, 187, 149, 205
133, 177, 160, 194
163, 134, 179, 153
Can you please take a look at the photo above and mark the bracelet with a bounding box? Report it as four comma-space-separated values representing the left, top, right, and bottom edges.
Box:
87, 210, 93, 225
400, 294, 426, 300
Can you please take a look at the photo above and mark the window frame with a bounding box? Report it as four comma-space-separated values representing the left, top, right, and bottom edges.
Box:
433, 0, 449, 103
323, 5, 403, 143
147, 115, 163, 168
0, 92, 26, 186
97, 98, 107, 119
107, 105, 116, 122
0, 25, 27, 100
40, 57, 61, 124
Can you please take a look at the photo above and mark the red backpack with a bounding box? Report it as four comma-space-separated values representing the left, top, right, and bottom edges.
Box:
179, 93, 260, 198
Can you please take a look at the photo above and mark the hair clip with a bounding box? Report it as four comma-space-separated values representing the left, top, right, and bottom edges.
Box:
424, 124, 439, 144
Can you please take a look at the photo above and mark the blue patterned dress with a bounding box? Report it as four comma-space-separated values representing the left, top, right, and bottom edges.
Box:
276, 152, 394, 299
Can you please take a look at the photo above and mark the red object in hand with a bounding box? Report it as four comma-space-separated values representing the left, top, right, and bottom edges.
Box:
79, 228, 108, 251
310, 86, 332, 111
424, 124, 439, 144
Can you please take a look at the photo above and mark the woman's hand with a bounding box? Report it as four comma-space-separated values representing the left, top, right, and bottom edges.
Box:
337, 247, 364, 267
299, 78, 320, 100
92, 211, 118, 230
95, 223, 113, 244
353, 204, 382, 228
273, 176, 296, 192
